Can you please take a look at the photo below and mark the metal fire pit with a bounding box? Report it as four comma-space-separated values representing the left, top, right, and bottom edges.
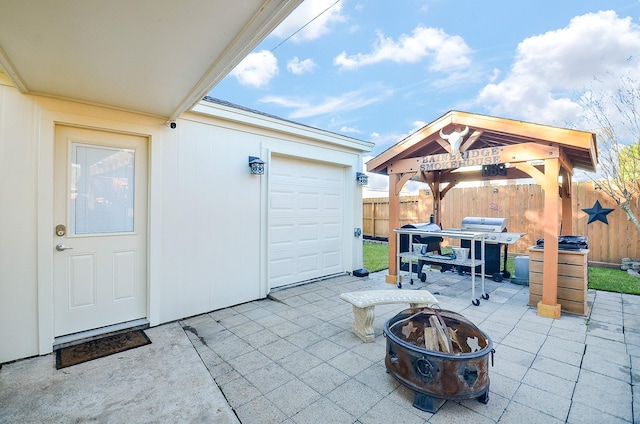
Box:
383, 308, 494, 413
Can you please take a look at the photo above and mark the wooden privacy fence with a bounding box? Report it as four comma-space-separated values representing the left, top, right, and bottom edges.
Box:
363, 182, 640, 266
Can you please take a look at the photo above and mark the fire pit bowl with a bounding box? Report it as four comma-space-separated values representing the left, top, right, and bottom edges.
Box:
383, 308, 494, 413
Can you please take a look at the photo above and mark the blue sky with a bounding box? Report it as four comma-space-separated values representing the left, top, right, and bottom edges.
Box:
210, 0, 640, 189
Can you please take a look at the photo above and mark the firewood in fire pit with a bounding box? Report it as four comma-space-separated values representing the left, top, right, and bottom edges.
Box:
428, 315, 452, 353
449, 328, 464, 352
401, 321, 418, 338
424, 327, 439, 351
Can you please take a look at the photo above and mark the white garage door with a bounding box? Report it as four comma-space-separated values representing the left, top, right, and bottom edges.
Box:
268, 156, 345, 288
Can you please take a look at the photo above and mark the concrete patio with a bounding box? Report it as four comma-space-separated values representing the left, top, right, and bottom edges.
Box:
1, 268, 637, 423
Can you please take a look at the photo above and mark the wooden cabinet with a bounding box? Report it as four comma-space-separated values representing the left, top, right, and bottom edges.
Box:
527, 247, 589, 316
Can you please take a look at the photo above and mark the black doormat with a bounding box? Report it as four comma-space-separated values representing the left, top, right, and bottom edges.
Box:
55, 330, 151, 369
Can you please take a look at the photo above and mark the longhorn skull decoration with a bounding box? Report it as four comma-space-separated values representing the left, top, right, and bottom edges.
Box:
439, 126, 469, 155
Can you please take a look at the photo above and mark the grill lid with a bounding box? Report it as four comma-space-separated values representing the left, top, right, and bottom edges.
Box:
461, 216, 507, 232
404, 222, 442, 232
399, 222, 443, 251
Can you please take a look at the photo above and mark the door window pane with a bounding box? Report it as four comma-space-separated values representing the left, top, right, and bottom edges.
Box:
70, 144, 135, 234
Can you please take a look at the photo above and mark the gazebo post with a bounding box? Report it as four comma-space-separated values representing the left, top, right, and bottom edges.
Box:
561, 171, 573, 234
432, 173, 441, 225
386, 172, 417, 284
538, 158, 561, 318
386, 174, 401, 284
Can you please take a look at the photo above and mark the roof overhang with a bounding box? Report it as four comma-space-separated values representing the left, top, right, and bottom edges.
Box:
0, 0, 302, 120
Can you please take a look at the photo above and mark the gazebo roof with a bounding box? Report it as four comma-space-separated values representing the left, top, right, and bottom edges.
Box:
367, 110, 597, 180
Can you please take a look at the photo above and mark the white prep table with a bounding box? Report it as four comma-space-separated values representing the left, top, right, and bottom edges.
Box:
393, 228, 489, 306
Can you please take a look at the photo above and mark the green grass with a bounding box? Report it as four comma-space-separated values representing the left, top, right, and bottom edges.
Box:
588, 266, 640, 295
363, 241, 390, 273
363, 241, 640, 295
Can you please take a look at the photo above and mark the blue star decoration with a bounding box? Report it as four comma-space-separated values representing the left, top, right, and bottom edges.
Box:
582, 200, 614, 225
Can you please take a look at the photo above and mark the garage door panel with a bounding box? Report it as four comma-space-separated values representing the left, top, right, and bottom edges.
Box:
299, 192, 320, 209
273, 176, 341, 190
271, 190, 295, 210
324, 193, 342, 210
270, 229, 295, 247
270, 260, 293, 282
299, 175, 322, 185
269, 253, 321, 283
323, 251, 341, 270
271, 167, 296, 181
299, 223, 320, 242
299, 253, 320, 273
323, 222, 342, 240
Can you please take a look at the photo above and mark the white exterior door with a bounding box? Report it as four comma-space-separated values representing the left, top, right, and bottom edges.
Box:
268, 156, 345, 288
53, 126, 148, 337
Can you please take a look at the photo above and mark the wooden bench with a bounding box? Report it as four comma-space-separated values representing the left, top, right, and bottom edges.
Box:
339, 290, 439, 342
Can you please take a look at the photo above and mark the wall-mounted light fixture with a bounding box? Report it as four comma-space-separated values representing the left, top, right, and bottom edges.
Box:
492, 188, 499, 194
356, 172, 368, 186
248, 156, 265, 175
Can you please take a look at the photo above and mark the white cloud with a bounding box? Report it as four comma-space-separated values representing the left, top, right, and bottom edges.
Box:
256, 96, 308, 109
230, 50, 278, 88
340, 125, 362, 134
365, 120, 427, 156
429, 69, 483, 90
260, 86, 393, 119
477, 10, 640, 126
270, 0, 345, 42
334, 25, 472, 72
287, 57, 317, 75
410, 121, 427, 131
369, 132, 403, 154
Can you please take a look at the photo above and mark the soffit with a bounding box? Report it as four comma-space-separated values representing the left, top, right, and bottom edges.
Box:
0, 0, 301, 120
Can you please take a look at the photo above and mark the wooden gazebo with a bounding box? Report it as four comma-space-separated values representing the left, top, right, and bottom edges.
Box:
366, 111, 597, 318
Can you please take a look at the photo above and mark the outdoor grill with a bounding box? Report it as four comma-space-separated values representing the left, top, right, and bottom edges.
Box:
454, 217, 525, 281
384, 307, 494, 413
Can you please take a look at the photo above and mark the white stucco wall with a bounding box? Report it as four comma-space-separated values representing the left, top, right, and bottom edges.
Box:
0, 79, 372, 364
0, 77, 39, 362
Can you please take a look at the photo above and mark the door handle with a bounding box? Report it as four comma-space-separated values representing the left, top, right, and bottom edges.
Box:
55, 244, 73, 251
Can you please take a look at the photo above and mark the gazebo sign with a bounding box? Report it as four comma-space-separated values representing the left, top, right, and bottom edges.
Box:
387, 142, 560, 175
420, 146, 503, 172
